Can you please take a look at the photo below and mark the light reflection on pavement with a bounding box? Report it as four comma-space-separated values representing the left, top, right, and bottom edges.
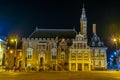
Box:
0, 71, 120, 80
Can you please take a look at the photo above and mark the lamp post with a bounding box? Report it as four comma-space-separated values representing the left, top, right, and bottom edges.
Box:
11, 37, 17, 71
113, 38, 118, 70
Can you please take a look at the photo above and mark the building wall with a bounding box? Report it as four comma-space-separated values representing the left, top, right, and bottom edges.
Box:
22, 38, 69, 71
0, 39, 7, 71
69, 34, 91, 71
90, 47, 107, 70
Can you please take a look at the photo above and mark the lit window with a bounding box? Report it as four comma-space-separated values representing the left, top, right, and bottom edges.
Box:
98, 41, 101, 46
0, 49, 3, 58
71, 53, 76, 60
27, 48, 33, 59
92, 42, 95, 46
61, 52, 65, 60
78, 52, 82, 60
95, 60, 99, 66
51, 48, 57, 60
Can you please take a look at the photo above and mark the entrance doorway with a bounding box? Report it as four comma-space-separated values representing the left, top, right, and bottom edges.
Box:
40, 57, 43, 66
84, 63, 89, 71
52, 64, 56, 70
19, 61, 22, 68
19, 61, 22, 71
78, 63, 82, 71
71, 63, 76, 71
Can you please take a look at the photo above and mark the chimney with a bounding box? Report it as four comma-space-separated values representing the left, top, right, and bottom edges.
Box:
93, 24, 96, 34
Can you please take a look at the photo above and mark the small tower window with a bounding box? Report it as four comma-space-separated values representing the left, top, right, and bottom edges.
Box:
98, 41, 101, 46
92, 42, 95, 46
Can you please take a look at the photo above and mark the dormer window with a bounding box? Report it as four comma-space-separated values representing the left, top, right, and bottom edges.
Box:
77, 37, 80, 40
80, 37, 83, 41
92, 42, 95, 46
94, 36, 97, 41
101, 42, 104, 46
98, 41, 101, 46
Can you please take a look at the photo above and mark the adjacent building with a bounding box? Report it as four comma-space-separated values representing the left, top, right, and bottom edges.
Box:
90, 24, 107, 70
0, 38, 7, 71
22, 29, 76, 71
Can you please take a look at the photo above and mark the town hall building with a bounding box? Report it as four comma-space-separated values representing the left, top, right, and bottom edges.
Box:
20, 5, 107, 71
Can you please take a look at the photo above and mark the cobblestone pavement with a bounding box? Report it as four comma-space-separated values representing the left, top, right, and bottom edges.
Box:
0, 71, 120, 80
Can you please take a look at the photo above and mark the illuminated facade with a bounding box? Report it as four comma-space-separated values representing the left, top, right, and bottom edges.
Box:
69, 33, 91, 71
20, 5, 107, 71
69, 6, 91, 71
90, 24, 107, 70
22, 30, 76, 71
0, 39, 7, 71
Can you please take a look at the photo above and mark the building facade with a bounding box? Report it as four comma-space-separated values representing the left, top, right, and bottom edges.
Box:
20, 5, 107, 71
22, 29, 76, 71
0, 38, 7, 71
69, 6, 91, 71
90, 24, 107, 70
69, 33, 91, 71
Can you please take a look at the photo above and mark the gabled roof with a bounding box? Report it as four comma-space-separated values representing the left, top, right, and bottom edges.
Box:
90, 33, 104, 47
29, 29, 77, 39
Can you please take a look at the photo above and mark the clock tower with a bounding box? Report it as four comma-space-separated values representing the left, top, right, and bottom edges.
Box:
80, 4, 87, 38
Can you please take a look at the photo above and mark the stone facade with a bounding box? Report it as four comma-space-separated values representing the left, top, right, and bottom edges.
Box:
69, 34, 91, 71
22, 38, 72, 71
90, 24, 107, 70
17, 5, 107, 72
0, 39, 7, 71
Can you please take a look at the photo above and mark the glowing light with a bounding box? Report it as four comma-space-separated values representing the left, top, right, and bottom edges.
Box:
10, 50, 13, 54
20, 52, 22, 56
11, 38, 17, 42
27, 64, 31, 66
0, 48, 3, 58
114, 52, 117, 55
113, 38, 116, 42
0, 39, 3, 42
111, 55, 113, 57
11, 39, 14, 42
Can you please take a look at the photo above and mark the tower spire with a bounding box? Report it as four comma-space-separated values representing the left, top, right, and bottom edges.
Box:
80, 3, 87, 38
83, 3, 84, 9
81, 4, 86, 20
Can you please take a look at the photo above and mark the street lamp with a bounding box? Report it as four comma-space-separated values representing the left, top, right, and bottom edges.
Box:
11, 37, 17, 71
113, 38, 119, 70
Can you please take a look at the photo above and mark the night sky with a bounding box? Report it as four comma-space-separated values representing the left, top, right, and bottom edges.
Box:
0, 0, 120, 49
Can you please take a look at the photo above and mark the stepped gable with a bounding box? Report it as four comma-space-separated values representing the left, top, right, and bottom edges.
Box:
29, 28, 77, 39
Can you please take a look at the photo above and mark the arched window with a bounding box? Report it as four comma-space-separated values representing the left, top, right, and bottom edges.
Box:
27, 48, 33, 59
51, 48, 57, 60
98, 41, 101, 46
92, 42, 95, 46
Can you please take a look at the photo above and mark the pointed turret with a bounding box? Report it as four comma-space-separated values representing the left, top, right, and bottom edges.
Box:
80, 4, 87, 38
80, 4, 87, 21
